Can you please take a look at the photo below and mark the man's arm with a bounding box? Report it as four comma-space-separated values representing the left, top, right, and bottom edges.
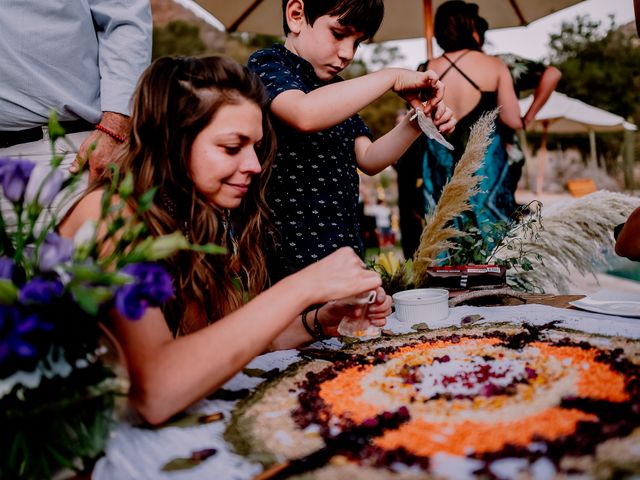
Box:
75, 0, 152, 179
615, 207, 640, 261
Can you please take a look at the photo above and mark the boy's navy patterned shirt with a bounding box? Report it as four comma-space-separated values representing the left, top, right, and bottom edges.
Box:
248, 44, 371, 279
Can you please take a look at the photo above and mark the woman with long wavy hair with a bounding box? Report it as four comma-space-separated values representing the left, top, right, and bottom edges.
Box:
60, 56, 391, 425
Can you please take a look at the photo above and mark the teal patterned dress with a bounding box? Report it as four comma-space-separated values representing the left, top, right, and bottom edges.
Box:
421, 55, 517, 236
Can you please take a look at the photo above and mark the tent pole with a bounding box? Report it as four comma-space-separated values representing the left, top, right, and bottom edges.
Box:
423, 0, 434, 60
588, 129, 597, 168
536, 122, 549, 198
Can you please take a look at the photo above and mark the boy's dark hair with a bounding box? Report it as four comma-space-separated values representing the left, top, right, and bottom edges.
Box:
434, 0, 484, 52
281, 0, 384, 41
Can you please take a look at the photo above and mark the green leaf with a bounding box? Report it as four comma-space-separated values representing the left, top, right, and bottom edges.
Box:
106, 217, 125, 236
0, 279, 19, 304
411, 322, 430, 331
161, 457, 202, 472
136, 187, 158, 213
340, 336, 360, 345
190, 243, 227, 255
242, 367, 267, 377
461, 314, 484, 326
47, 112, 66, 142
117, 172, 134, 199
147, 231, 190, 260
70, 285, 113, 315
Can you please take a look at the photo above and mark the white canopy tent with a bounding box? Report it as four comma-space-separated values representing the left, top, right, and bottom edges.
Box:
195, 0, 586, 59
519, 91, 637, 195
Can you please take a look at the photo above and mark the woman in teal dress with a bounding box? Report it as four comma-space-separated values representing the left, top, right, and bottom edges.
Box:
420, 1, 522, 236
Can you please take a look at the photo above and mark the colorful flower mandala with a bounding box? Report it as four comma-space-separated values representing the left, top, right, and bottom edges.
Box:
227, 324, 640, 479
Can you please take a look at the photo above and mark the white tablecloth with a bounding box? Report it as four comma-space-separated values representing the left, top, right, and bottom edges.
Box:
93, 305, 640, 480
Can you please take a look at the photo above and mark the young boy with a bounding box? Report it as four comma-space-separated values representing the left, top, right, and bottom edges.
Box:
249, 0, 455, 280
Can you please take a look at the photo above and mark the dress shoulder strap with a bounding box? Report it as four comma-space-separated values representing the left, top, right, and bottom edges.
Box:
440, 51, 481, 91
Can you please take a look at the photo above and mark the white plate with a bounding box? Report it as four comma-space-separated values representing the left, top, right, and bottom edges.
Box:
569, 289, 640, 318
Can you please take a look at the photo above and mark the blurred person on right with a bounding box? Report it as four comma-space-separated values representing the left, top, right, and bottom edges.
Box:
417, 1, 522, 239
615, 207, 640, 262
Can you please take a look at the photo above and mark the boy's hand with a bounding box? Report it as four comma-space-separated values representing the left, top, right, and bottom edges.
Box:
431, 101, 456, 134
392, 69, 444, 115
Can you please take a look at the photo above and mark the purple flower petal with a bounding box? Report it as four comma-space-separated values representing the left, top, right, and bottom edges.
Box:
0, 159, 35, 202
20, 278, 64, 305
25, 166, 65, 207
39, 233, 74, 271
0, 257, 14, 280
114, 263, 173, 320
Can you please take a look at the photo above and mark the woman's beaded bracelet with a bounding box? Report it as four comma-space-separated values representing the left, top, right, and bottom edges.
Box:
95, 123, 127, 143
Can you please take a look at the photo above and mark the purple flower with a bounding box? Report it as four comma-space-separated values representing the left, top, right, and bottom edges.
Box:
25, 166, 65, 207
39, 233, 74, 271
0, 306, 52, 364
0, 257, 14, 280
115, 263, 174, 320
0, 158, 36, 203
19, 278, 64, 305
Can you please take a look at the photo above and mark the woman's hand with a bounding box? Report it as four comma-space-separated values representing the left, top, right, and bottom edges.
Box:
315, 286, 392, 337
294, 247, 382, 305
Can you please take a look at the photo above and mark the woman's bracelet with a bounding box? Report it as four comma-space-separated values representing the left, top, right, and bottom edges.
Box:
301, 307, 328, 340
301, 311, 316, 339
312, 307, 327, 339
95, 123, 127, 143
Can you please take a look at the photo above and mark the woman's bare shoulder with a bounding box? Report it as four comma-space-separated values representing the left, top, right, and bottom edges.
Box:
59, 189, 131, 238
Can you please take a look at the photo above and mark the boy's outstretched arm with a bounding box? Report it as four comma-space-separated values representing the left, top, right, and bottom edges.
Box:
355, 102, 455, 176
270, 68, 445, 133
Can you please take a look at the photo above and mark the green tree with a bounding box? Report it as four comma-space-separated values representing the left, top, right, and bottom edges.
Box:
152, 21, 207, 59
547, 15, 640, 171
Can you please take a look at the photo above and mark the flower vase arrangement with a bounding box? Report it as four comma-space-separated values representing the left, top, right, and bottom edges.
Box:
0, 116, 222, 479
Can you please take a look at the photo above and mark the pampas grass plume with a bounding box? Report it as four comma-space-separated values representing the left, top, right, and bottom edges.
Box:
412, 109, 498, 285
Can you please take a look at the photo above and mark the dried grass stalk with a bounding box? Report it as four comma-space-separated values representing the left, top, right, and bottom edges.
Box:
494, 191, 640, 293
412, 109, 498, 285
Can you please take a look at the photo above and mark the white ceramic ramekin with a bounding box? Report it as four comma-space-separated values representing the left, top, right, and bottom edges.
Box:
392, 288, 450, 326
